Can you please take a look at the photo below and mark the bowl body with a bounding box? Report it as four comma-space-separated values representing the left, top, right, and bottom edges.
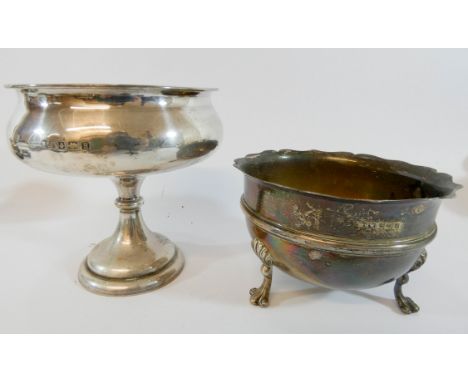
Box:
7, 84, 222, 176
235, 150, 460, 290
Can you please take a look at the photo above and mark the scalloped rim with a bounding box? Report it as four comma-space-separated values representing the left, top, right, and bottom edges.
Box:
233, 149, 462, 203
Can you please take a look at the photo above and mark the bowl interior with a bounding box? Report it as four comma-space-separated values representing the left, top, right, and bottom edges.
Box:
239, 152, 453, 201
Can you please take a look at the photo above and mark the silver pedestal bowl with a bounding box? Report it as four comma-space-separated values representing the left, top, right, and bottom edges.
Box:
6, 84, 222, 295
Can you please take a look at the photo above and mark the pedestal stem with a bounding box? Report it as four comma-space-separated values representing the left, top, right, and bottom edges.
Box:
113, 176, 147, 245
78, 175, 184, 295
113, 175, 143, 204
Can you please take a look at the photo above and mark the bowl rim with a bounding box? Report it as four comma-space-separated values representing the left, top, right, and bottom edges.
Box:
234, 149, 462, 203
4, 83, 218, 93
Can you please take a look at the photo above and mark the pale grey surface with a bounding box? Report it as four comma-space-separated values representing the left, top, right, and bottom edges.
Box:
0, 49, 467, 333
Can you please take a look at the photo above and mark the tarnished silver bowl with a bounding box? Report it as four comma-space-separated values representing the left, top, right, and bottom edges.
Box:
235, 150, 461, 314
7, 84, 222, 295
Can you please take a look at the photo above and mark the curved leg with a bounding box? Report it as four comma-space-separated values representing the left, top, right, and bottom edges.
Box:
394, 250, 427, 314
249, 238, 273, 307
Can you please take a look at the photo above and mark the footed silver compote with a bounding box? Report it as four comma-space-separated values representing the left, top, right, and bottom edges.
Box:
6, 84, 222, 295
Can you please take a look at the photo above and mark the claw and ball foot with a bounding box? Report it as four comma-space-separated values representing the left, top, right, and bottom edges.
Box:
394, 250, 427, 314
249, 238, 273, 307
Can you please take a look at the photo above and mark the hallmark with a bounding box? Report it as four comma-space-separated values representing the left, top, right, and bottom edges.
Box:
43, 139, 90, 152
355, 220, 404, 234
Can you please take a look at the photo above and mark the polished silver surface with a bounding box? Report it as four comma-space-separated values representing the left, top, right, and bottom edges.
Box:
7, 84, 222, 295
7, 83, 221, 176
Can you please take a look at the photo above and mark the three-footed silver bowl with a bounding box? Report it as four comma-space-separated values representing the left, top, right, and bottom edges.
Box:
7, 84, 222, 295
235, 150, 461, 314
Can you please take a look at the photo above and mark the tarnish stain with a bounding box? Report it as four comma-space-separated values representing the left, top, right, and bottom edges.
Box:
308, 250, 323, 261
292, 202, 322, 230
333, 203, 403, 236
411, 204, 426, 215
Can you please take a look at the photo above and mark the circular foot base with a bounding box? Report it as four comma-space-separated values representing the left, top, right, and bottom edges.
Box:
78, 248, 184, 296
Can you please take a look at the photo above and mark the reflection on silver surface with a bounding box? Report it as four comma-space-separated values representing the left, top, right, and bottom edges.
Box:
7, 84, 222, 295
8, 84, 222, 176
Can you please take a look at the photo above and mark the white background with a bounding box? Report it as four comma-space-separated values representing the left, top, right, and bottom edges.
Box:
0, 49, 467, 333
